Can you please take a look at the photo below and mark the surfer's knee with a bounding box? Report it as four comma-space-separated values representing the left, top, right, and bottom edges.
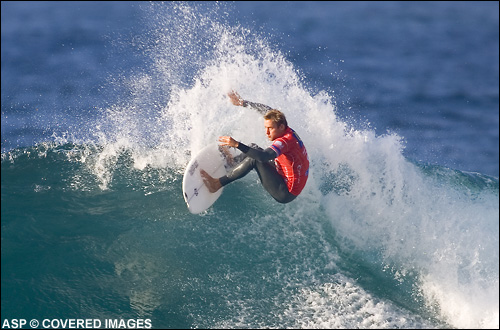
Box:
274, 192, 297, 204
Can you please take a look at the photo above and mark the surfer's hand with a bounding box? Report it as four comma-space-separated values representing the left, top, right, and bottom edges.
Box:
228, 91, 243, 106
219, 136, 239, 148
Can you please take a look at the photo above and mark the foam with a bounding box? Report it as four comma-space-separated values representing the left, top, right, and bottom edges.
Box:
283, 274, 434, 329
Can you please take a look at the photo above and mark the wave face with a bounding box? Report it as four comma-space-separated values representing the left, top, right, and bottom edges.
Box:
2, 2, 498, 329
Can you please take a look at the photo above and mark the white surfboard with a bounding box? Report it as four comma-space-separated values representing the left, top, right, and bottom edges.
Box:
182, 144, 231, 214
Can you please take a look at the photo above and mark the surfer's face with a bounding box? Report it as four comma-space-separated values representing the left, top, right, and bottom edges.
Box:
264, 120, 286, 141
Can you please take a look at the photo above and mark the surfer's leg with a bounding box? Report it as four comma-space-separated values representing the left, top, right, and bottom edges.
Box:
218, 143, 263, 185
220, 157, 296, 204
254, 161, 297, 204
202, 144, 262, 193
219, 156, 256, 186
218, 143, 295, 203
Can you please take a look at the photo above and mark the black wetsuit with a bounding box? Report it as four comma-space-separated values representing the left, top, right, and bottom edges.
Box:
219, 101, 297, 204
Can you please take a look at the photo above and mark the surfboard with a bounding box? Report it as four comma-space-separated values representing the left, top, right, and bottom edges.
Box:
182, 143, 233, 214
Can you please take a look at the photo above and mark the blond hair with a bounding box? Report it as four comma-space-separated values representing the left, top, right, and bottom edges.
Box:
264, 110, 288, 128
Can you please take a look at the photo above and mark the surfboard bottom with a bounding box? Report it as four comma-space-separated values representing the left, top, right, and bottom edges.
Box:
182, 144, 231, 214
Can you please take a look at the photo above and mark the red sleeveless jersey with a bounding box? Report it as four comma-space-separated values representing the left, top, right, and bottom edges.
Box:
270, 127, 309, 196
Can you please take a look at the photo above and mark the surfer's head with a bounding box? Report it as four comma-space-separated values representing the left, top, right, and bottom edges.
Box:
264, 110, 287, 141
264, 110, 288, 129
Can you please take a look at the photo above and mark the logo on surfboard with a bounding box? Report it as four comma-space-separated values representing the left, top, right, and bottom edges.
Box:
189, 160, 199, 176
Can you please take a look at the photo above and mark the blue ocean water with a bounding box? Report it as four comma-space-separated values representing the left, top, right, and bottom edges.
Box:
1, 1, 498, 329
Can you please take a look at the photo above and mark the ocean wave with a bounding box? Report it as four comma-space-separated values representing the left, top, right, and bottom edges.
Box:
2, 1, 498, 328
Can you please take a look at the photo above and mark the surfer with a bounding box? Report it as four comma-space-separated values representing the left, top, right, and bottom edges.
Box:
200, 91, 309, 203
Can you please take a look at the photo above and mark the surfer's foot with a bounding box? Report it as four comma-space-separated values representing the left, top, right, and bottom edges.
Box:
200, 170, 222, 193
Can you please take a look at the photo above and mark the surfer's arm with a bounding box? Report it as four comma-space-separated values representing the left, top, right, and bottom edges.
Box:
236, 142, 277, 162
219, 136, 277, 161
228, 91, 272, 115
242, 100, 272, 115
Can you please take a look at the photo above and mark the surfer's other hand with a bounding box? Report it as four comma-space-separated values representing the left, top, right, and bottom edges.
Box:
219, 136, 239, 148
228, 90, 243, 106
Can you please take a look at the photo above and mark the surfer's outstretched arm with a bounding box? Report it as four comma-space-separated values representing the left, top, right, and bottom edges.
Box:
242, 100, 272, 115
218, 136, 277, 162
228, 91, 272, 115
236, 143, 277, 162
